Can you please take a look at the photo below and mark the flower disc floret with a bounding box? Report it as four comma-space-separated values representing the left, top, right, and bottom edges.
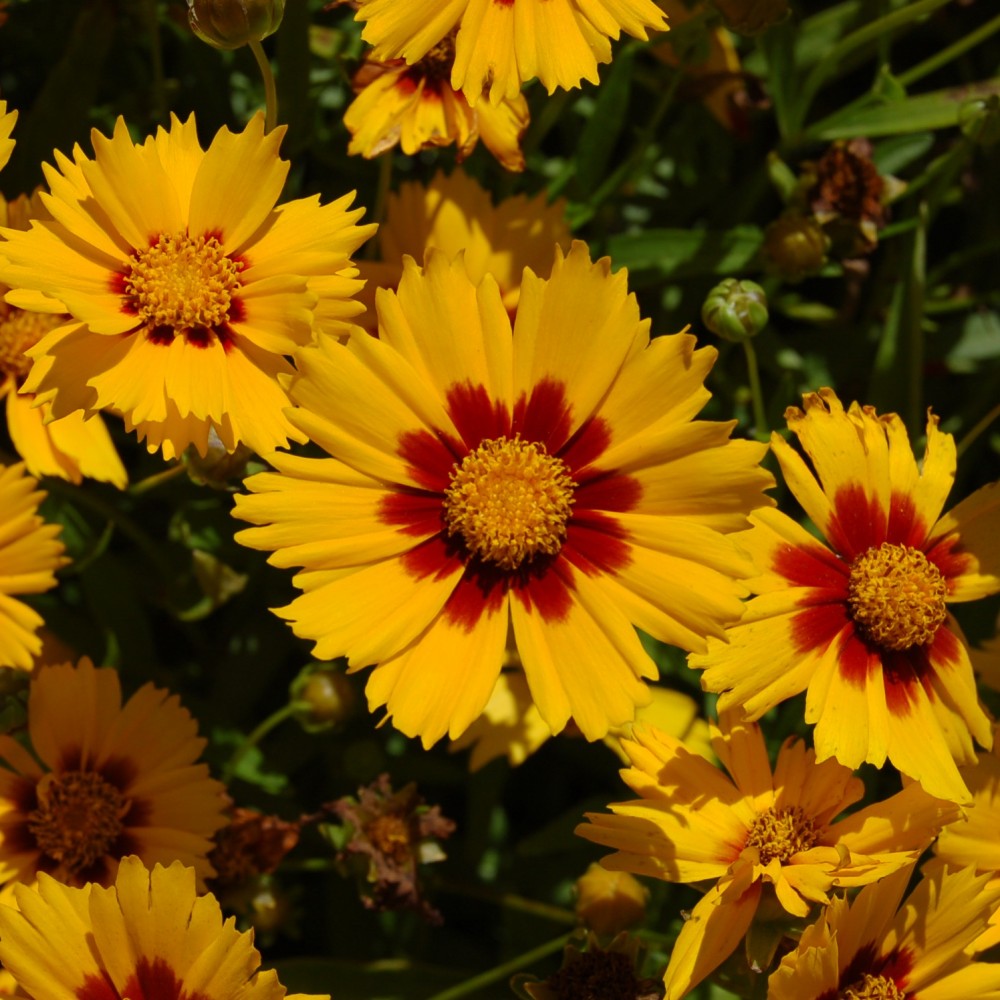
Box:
744, 805, 817, 865
848, 543, 947, 650
443, 435, 575, 570
27, 771, 128, 877
125, 232, 242, 338
0, 310, 57, 382
841, 974, 905, 1000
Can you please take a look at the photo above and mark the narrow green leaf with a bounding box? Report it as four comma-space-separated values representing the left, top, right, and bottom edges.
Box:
607, 227, 764, 277
575, 48, 634, 198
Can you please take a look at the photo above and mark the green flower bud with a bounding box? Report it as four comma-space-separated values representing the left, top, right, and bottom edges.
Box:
702, 278, 769, 342
960, 95, 1000, 148
291, 663, 357, 732
763, 213, 828, 282
187, 0, 285, 51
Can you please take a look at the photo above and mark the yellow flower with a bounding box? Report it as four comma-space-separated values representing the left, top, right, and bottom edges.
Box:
692, 389, 1000, 803
357, 168, 570, 329
0, 113, 375, 460
0, 658, 228, 894
0, 463, 65, 671
0, 855, 326, 1000
0, 102, 15, 171
0, 192, 126, 488
768, 866, 1000, 999
344, 46, 528, 171
234, 242, 773, 747
576, 712, 958, 1000
353, 0, 668, 106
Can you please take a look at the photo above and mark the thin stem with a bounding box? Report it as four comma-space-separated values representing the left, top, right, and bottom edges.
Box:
790, 0, 954, 133
223, 701, 302, 782
436, 879, 577, 926
957, 401, 1000, 458
742, 339, 769, 441
249, 39, 278, 132
128, 462, 186, 497
142, 0, 167, 123
364, 153, 393, 259
425, 933, 572, 1000
897, 11, 1000, 89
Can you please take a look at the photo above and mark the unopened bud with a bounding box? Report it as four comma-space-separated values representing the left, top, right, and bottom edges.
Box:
712, 0, 789, 35
291, 664, 357, 731
702, 278, 769, 342
763, 213, 828, 282
574, 863, 648, 936
187, 0, 285, 50
960, 95, 1000, 148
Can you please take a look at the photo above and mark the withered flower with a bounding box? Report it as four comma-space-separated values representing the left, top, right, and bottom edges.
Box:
327, 774, 455, 924
208, 808, 301, 892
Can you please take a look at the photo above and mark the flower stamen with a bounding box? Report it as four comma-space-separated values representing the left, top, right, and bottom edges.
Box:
443, 435, 576, 570
848, 542, 947, 651
0, 309, 62, 383
27, 770, 129, 878
841, 972, 905, 1000
744, 805, 817, 865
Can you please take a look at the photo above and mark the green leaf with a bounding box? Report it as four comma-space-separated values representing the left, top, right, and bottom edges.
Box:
270, 958, 465, 999
574, 48, 634, 198
607, 227, 764, 278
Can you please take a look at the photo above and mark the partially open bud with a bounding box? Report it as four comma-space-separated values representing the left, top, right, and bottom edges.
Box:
575, 863, 648, 936
291, 663, 357, 732
763, 212, 828, 282
187, 0, 285, 50
702, 278, 769, 342
712, 0, 789, 35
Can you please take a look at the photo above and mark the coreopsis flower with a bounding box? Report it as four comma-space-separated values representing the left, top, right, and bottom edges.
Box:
575, 713, 957, 1000
357, 168, 570, 329
450, 672, 711, 770
0, 193, 126, 487
768, 865, 1000, 999
352, 0, 668, 106
0, 101, 15, 170
691, 389, 1000, 803
0, 113, 375, 460
928, 738, 1000, 950
327, 774, 455, 923
344, 42, 528, 170
0, 658, 228, 894
234, 243, 773, 746
0, 855, 327, 1000
0, 463, 65, 671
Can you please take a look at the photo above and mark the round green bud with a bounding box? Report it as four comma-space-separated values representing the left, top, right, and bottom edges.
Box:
701, 278, 769, 342
187, 0, 285, 51
763, 213, 828, 282
291, 664, 357, 732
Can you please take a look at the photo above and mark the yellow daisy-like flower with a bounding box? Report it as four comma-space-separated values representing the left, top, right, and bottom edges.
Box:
0, 113, 375, 460
0, 855, 327, 1000
0, 102, 15, 171
353, 0, 668, 106
768, 865, 1000, 999
234, 242, 773, 747
345, 44, 528, 171
0, 192, 126, 488
357, 168, 570, 330
575, 712, 958, 1000
0, 658, 228, 894
0, 463, 65, 671
691, 388, 1000, 803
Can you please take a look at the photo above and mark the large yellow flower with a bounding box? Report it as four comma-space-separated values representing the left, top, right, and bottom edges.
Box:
0, 193, 126, 487
575, 713, 958, 1000
353, 0, 668, 106
0, 855, 327, 1000
234, 242, 773, 747
0, 102, 15, 171
768, 866, 1000, 999
0, 658, 228, 894
0, 463, 65, 671
357, 168, 570, 330
691, 389, 1000, 803
345, 45, 528, 170
0, 113, 375, 460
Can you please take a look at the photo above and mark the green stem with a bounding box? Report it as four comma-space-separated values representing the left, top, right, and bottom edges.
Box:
250, 39, 278, 132
790, 0, 954, 133
897, 11, 1000, 89
425, 933, 572, 1000
223, 701, 302, 782
436, 879, 577, 926
742, 339, 769, 441
957, 401, 1000, 459
905, 202, 928, 436
142, 0, 167, 122
128, 462, 186, 497
364, 153, 393, 259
